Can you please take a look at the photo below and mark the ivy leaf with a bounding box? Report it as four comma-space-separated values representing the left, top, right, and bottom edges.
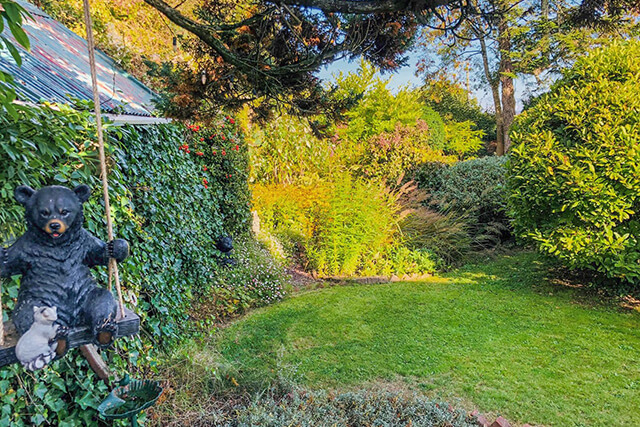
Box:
74, 391, 96, 410
33, 383, 48, 399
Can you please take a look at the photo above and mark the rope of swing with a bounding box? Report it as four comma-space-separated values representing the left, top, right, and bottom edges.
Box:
82, 0, 125, 321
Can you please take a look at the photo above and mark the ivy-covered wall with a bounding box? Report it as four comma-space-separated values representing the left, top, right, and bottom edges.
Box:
0, 103, 253, 425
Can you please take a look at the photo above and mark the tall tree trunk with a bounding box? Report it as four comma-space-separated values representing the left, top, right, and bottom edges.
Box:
476, 25, 504, 155
541, 0, 549, 19
498, 17, 516, 153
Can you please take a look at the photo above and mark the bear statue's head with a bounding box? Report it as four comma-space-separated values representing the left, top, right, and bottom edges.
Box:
14, 185, 91, 242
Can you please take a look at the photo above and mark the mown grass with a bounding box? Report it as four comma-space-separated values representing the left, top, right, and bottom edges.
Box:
214, 251, 640, 426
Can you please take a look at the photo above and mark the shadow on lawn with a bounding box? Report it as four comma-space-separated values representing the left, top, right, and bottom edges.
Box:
449, 250, 636, 311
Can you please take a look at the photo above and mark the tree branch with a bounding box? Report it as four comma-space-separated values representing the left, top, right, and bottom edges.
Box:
143, 0, 342, 76
143, 0, 249, 69
274, 0, 451, 14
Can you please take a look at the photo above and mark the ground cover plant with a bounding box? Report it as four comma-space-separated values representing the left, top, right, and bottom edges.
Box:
209, 251, 640, 426
156, 379, 479, 426
508, 40, 640, 289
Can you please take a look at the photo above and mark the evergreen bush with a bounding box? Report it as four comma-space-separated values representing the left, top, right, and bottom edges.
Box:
508, 40, 640, 286
417, 156, 510, 248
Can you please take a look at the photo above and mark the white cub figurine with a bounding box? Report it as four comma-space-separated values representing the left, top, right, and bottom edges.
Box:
15, 306, 59, 371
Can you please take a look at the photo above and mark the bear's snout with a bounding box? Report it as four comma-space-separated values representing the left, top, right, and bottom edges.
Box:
44, 219, 67, 238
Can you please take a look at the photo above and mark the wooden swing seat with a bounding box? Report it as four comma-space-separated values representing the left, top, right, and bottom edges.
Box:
0, 308, 139, 368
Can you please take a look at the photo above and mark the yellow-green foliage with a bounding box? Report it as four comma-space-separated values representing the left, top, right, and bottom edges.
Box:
355, 120, 456, 185
252, 182, 330, 258
443, 120, 485, 159
339, 79, 424, 143
309, 174, 398, 276
252, 175, 438, 277
247, 114, 336, 185
508, 40, 640, 287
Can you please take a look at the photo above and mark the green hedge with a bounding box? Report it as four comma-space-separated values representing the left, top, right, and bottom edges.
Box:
426, 157, 508, 220
0, 102, 256, 425
416, 156, 510, 248
508, 40, 640, 287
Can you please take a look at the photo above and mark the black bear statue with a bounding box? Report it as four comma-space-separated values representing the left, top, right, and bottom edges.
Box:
0, 185, 129, 370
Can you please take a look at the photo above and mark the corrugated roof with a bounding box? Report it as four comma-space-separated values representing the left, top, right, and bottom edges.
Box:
0, 0, 157, 117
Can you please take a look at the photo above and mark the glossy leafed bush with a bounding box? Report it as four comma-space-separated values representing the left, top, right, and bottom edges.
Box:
508, 40, 640, 286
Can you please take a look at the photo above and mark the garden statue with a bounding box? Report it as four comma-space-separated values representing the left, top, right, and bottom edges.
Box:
14, 306, 59, 371
215, 235, 236, 267
0, 185, 129, 370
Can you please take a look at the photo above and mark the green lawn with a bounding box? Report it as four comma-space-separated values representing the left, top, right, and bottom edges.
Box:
215, 252, 640, 426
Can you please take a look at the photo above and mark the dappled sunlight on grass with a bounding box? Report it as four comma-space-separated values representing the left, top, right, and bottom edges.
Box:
215, 251, 640, 426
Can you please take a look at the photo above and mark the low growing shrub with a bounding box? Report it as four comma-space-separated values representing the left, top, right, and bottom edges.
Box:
193, 236, 289, 324
508, 40, 640, 287
417, 156, 510, 248
166, 385, 478, 427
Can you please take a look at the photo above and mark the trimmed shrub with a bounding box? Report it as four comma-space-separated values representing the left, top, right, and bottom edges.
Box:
172, 385, 478, 426
508, 40, 640, 286
428, 157, 508, 219
417, 156, 510, 248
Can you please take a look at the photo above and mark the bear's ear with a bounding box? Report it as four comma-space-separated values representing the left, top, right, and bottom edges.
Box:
33, 306, 40, 312
14, 186, 35, 206
73, 185, 91, 203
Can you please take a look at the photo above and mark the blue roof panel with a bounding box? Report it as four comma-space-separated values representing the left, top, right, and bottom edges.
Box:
0, 1, 157, 116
